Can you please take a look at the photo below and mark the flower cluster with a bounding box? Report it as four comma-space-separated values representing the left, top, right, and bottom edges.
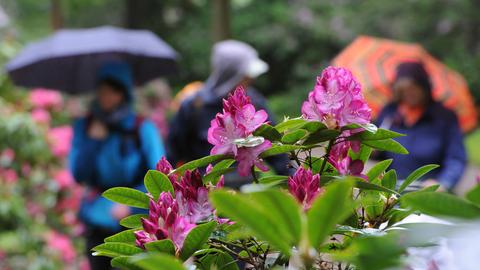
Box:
328, 131, 367, 179
135, 192, 195, 251
302, 66, 371, 129
208, 86, 271, 176
288, 167, 322, 210
135, 158, 225, 251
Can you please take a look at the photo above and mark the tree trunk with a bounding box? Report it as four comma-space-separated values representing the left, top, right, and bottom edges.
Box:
212, 0, 230, 42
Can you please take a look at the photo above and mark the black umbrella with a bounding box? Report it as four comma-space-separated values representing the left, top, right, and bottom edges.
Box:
5, 26, 178, 94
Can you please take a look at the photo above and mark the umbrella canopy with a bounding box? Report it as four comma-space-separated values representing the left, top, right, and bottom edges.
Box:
6, 26, 178, 94
332, 35, 477, 132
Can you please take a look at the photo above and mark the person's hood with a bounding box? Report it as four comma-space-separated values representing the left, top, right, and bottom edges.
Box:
199, 40, 268, 103
97, 61, 134, 102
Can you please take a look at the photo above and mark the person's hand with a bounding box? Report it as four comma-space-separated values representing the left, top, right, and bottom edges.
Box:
111, 204, 131, 220
422, 179, 446, 192
88, 120, 108, 139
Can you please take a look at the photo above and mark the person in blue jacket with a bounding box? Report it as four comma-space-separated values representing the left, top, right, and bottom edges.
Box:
376, 61, 467, 191
69, 62, 164, 270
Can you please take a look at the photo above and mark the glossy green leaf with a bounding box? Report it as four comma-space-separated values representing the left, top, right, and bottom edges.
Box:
275, 118, 306, 133
253, 124, 282, 141
281, 129, 308, 144
173, 155, 227, 175
198, 251, 240, 270
131, 253, 185, 270
103, 187, 150, 209
382, 170, 397, 191
307, 180, 354, 249
111, 256, 142, 270
210, 189, 300, 255
120, 214, 148, 229
465, 185, 480, 206
105, 229, 137, 244
180, 221, 216, 260
362, 139, 408, 154
354, 128, 404, 141
366, 159, 393, 181
355, 179, 399, 196
300, 121, 327, 133
398, 164, 440, 193
144, 240, 175, 255
401, 191, 480, 219
258, 175, 288, 184
418, 184, 440, 192
260, 144, 302, 158
144, 170, 174, 199
349, 144, 372, 163
92, 242, 143, 258
303, 129, 340, 145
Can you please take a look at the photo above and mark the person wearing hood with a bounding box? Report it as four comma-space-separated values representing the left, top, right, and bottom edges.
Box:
376, 61, 467, 191
69, 62, 165, 270
167, 40, 291, 187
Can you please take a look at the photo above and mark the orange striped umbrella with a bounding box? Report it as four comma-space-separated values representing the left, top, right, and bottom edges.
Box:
332, 35, 477, 132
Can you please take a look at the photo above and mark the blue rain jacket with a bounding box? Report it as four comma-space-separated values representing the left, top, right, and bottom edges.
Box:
376, 102, 467, 190
69, 63, 165, 230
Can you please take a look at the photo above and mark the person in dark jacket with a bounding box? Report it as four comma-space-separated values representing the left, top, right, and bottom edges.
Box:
167, 40, 290, 187
69, 62, 165, 270
376, 61, 467, 191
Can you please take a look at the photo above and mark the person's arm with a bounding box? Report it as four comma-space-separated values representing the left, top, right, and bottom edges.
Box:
69, 119, 101, 185
139, 120, 165, 169
436, 115, 467, 190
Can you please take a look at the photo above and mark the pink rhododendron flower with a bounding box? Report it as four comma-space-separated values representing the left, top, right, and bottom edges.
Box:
288, 167, 321, 210
236, 140, 272, 177
302, 66, 371, 129
53, 169, 74, 189
31, 108, 51, 125
1, 169, 18, 184
45, 231, 76, 263
30, 88, 63, 109
47, 126, 73, 158
135, 192, 195, 250
328, 133, 366, 179
156, 156, 177, 183
207, 86, 271, 176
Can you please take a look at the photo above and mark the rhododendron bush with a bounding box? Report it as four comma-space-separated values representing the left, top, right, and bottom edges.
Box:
0, 62, 88, 269
93, 67, 480, 270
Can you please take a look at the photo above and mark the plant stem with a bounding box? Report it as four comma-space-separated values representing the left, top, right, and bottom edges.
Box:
319, 139, 335, 174
251, 167, 259, 183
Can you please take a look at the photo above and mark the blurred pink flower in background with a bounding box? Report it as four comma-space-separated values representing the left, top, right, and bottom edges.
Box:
29, 88, 63, 110
31, 108, 51, 125
53, 169, 74, 189
47, 126, 73, 158
45, 231, 76, 263
302, 66, 371, 129
26, 201, 43, 216
0, 148, 15, 164
1, 169, 18, 184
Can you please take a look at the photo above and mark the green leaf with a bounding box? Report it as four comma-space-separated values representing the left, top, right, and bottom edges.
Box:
144, 240, 175, 255
111, 256, 142, 270
303, 129, 340, 145
386, 208, 414, 227
398, 164, 440, 193
210, 190, 301, 255
275, 118, 306, 133
401, 191, 480, 219
382, 170, 397, 191
349, 144, 372, 163
355, 179, 399, 196
173, 155, 227, 175
354, 128, 404, 141
253, 124, 282, 141
105, 229, 137, 244
198, 251, 240, 270
260, 144, 302, 158
300, 121, 327, 133
466, 185, 480, 206
103, 187, 150, 209
144, 170, 174, 199
281, 129, 308, 144
180, 221, 216, 260
366, 159, 393, 181
362, 139, 408, 154
131, 253, 185, 270
258, 175, 288, 184
418, 184, 440, 192
92, 242, 143, 258
203, 167, 235, 185
307, 180, 354, 249
120, 214, 148, 229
